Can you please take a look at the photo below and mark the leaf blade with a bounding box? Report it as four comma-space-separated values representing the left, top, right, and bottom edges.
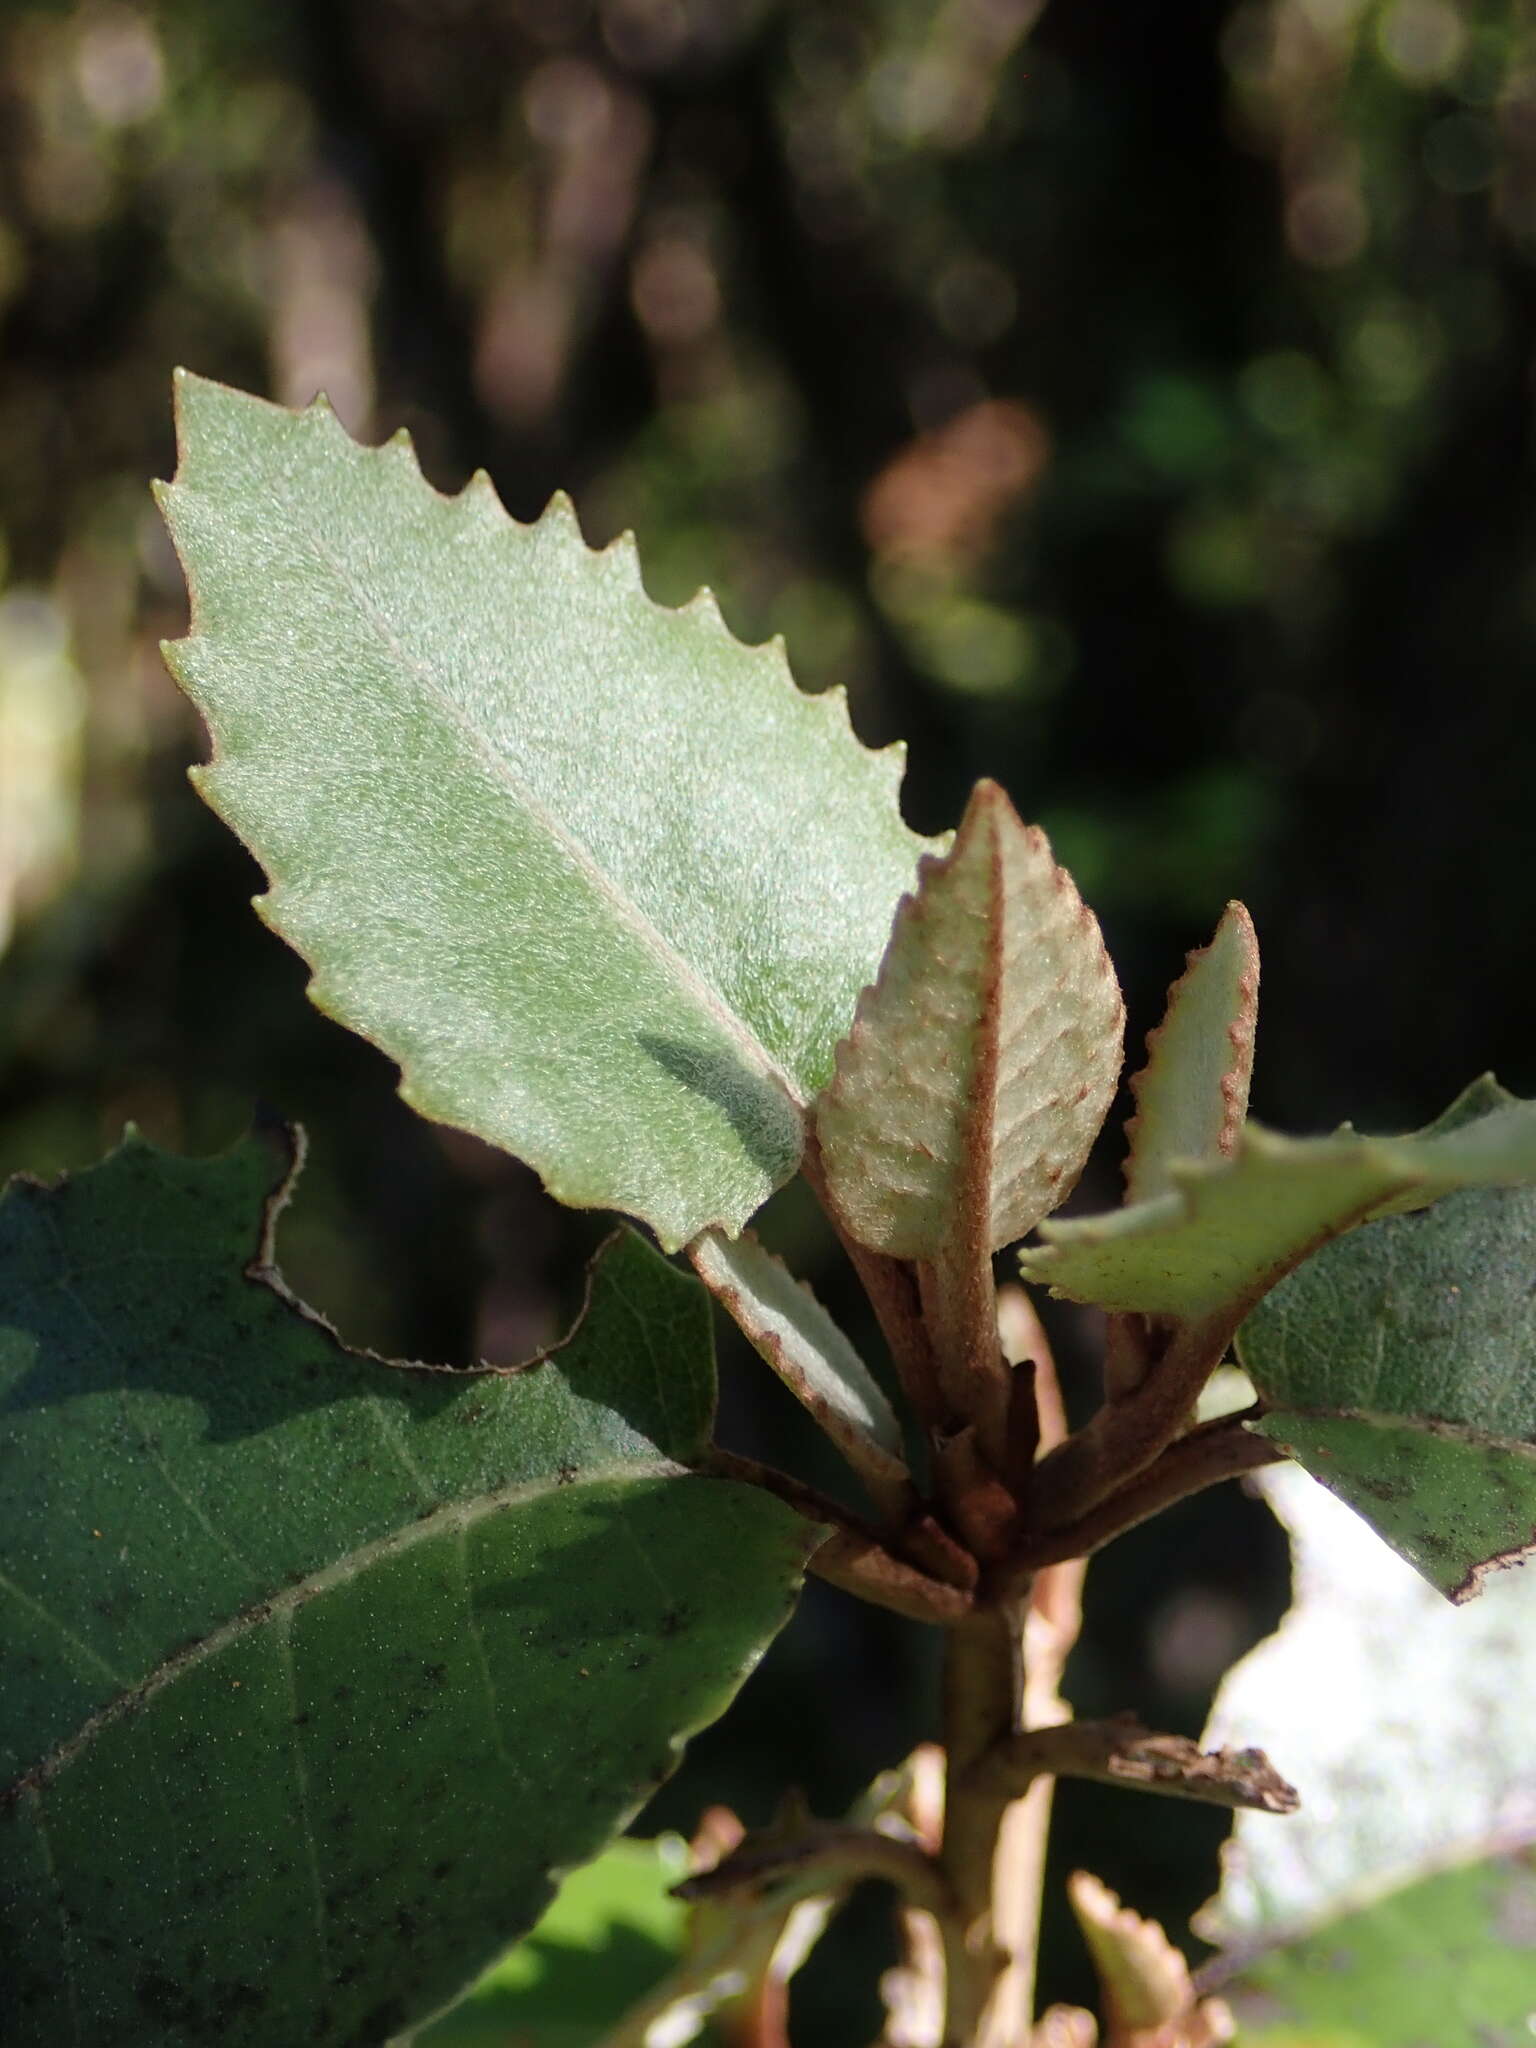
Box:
691, 1227, 907, 1500
159, 373, 933, 1247
1206, 1844, 1536, 2048
1123, 899, 1258, 1205
0, 1132, 815, 2046
1238, 1148, 1536, 1597
816, 780, 1123, 1259
1020, 1089, 1536, 1322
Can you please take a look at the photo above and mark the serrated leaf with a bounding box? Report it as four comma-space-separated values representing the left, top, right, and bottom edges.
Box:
157, 373, 933, 1249
691, 1228, 907, 1501
0, 1132, 814, 2047
1123, 900, 1258, 1205
1236, 1094, 1536, 1596
1199, 1465, 1536, 1950
816, 780, 1123, 1259
1206, 1843, 1536, 2047
1019, 1084, 1536, 1324
1067, 1872, 1231, 2044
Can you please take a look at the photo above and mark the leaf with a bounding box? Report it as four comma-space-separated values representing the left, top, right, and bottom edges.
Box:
0, 1130, 815, 2047
1237, 1085, 1536, 1597
815, 779, 1123, 1259
1019, 1082, 1536, 1324
1066, 1872, 1233, 2047
690, 1228, 908, 1504
1123, 900, 1258, 1205
1199, 1464, 1536, 1950
416, 1837, 691, 2047
157, 374, 934, 1250
1204, 1843, 1536, 2047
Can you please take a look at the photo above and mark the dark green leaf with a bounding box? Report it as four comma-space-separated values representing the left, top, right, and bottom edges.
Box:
0, 1131, 813, 2046
1239, 1082, 1536, 1596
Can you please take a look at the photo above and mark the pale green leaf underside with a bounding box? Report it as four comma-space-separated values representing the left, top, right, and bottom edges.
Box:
0, 1134, 813, 2046
1207, 1843, 1536, 2047
816, 780, 1123, 1258
1201, 1465, 1536, 1948
1123, 899, 1257, 1206
1020, 1084, 1536, 1322
692, 1227, 906, 1490
1239, 1149, 1536, 1597
158, 372, 933, 1247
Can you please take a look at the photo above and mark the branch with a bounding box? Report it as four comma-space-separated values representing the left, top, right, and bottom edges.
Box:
1024, 1310, 1238, 1532
800, 1133, 948, 1431
1013, 1395, 1282, 1581
674, 1817, 952, 1916
702, 1448, 975, 1624
972, 1715, 1299, 1815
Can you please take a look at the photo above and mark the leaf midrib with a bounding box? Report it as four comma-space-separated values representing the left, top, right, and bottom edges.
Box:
5, 1454, 685, 1806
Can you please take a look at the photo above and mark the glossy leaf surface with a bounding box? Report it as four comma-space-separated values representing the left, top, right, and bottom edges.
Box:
816, 780, 1122, 1258
159, 374, 932, 1247
0, 1133, 813, 2046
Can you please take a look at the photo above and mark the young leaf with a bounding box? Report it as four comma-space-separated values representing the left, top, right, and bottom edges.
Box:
157, 373, 934, 1249
1019, 1084, 1536, 1323
0, 1131, 814, 2047
1123, 900, 1258, 1205
691, 1227, 908, 1506
1067, 1873, 1233, 2047
815, 780, 1123, 1259
1200, 1464, 1536, 1947
1237, 1109, 1536, 1597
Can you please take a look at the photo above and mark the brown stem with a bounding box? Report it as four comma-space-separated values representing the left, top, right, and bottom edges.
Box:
800, 1133, 949, 1431
703, 1448, 976, 1624
970, 1716, 1299, 1815
918, 1247, 1011, 1465
995, 1283, 1048, 1489
813, 1529, 976, 1626
933, 1340, 1083, 2048
999, 1411, 1284, 1586
938, 1606, 1027, 2048
958, 1359, 1085, 2047
703, 1445, 885, 1536
675, 1820, 952, 1915
1024, 1311, 1237, 1532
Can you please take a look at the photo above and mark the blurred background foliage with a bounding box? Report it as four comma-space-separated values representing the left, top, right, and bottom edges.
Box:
3, 0, 1535, 2035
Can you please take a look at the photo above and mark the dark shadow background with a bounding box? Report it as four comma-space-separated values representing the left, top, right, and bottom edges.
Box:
3, 0, 1533, 2034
